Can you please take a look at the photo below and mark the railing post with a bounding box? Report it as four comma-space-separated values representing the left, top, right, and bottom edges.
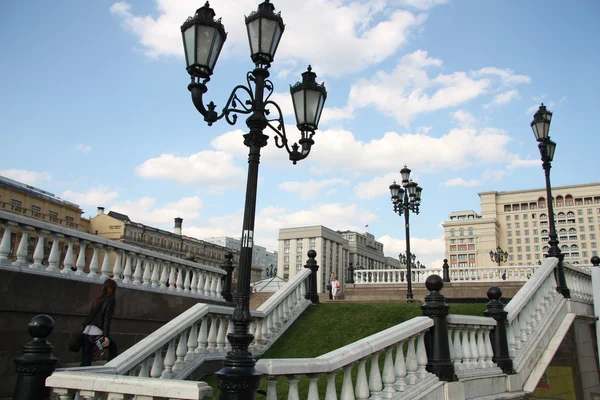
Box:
221, 252, 234, 302
421, 274, 455, 381
304, 249, 320, 304
442, 259, 450, 282
13, 314, 58, 400
484, 286, 514, 374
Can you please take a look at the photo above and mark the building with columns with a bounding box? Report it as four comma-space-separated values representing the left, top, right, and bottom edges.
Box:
89, 208, 238, 269
338, 230, 387, 270
442, 183, 600, 268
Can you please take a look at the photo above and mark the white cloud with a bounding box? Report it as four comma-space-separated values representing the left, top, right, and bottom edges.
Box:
74, 144, 92, 153
135, 150, 246, 192
452, 110, 476, 128
508, 158, 539, 169
378, 234, 445, 265
354, 172, 398, 199
109, 196, 203, 226
279, 178, 350, 200
61, 186, 119, 206
110, 0, 439, 76
443, 177, 481, 187
475, 67, 531, 86
485, 90, 520, 109
0, 169, 52, 186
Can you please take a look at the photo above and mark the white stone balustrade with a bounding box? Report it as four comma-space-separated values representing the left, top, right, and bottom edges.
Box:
446, 315, 501, 378
46, 372, 213, 399
0, 210, 226, 302
564, 262, 593, 303
353, 264, 540, 285
256, 317, 444, 399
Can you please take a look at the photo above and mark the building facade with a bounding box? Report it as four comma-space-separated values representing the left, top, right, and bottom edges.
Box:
338, 230, 387, 270
89, 209, 238, 269
442, 183, 600, 268
0, 175, 89, 232
278, 226, 350, 293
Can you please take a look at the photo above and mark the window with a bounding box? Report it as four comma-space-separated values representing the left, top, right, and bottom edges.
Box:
534, 237, 539, 243
508, 247, 513, 253
296, 255, 302, 262
517, 246, 522, 252
506, 215, 511, 221
524, 230, 529, 236
504, 205, 511, 212
11, 199, 22, 208
507, 231, 512, 237
49, 211, 58, 218
524, 222, 529, 227
525, 237, 530, 243
507, 223, 512, 229
296, 239, 303, 245
31, 205, 41, 213
507, 239, 513, 245
65, 216, 74, 222
515, 223, 520, 229
579, 218, 584, 223
516, 239, 521, 244
581, 234, 587, 240
535, 245, 540, 251
451, 255, 457, 260
516, 231, 521, 236
284, 247, 290, 254
514, 215, 520, 220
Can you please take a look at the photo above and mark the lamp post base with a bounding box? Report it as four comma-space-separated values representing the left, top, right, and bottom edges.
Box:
215, 365, 261, 400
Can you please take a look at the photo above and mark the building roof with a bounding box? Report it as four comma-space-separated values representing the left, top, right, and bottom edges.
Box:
0, 174, 82, 211
107, 211, 131, 222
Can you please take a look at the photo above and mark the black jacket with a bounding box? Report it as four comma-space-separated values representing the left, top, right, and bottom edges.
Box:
82, 296, 116, 338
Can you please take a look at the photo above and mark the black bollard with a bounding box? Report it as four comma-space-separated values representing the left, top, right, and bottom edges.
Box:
421, 275, 456, 382
13, 314, 58, 400
442, 259, 450, 282
304, 250, 320, 304
484, 286, 514, 374
220, 252, 234, 302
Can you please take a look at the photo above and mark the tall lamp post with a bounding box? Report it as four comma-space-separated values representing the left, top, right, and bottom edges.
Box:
531, 104, 569, 298
489, 246, 508, 266
181, 2, 327, 397
389, 165, 422, 302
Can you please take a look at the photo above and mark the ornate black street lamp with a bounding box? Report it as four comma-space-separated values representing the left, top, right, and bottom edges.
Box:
346, 261, 355, 284
531, 104, 569, 298
489, 246, 508, 266
265, 264, 277, 278
389, 165, 422, 302
181, 2, 327, 398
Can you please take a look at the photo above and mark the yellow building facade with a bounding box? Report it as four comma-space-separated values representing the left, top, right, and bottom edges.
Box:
443, 183, 600, 268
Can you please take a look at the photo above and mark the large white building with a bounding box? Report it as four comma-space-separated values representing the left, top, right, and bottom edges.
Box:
278, 226, 395, 293
442, 183, 600, 268
203, 236, 278, 274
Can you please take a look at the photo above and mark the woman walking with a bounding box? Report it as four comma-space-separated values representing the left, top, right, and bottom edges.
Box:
80, 278, 118, 366
331, 275, 341, 300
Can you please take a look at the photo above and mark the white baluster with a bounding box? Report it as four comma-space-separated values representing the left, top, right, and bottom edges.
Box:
469, 328, 478, 368
138, 358, 150, 377
52, 388, 76, 400
369, 352, 383, 399
176, 266, 184, 292
173, 331, 188, 372
196, 272, 205, 296
254, 319, 263, 346
74, 240, 87, 276
196, 317, 208, 354
288, 375, 300, 400
461, 328, 472, 369
150, 260, 159, 288
122, 253, 133, 283
133, 256, 144, 285
61, 239, 74, 274
484, 327, 494, 368
308, 375, 320, 400
340, 365, 353, 400
448, 329, 455, 367
207, 316, 218, 352
185, 322, 199, 361
112, 251, 123, 282
216, 274, 223, 298
30, 231, 47, 270
142, 257, 152, 286
382, 346, 396, 398
477, 328, 487, 368
518, 312, 528, 344
266, 376, 278, 400
216, 316, 227, 352
160, 339, 176, 378
14, 227, 33, 267
416, 333, 428, 379
150, 348, 164, 378
226, 317, 234, 350
394, 341, 407, 391
100, 247, 112, 280
210, 273, 218, 296
46, 235, 62, 273
183, 267, 191, 292
87, 245, 100, 278
405, 336, 418, 385
190, 269, 198, 294
355, 358, 370, 399
159, 261, 169, 289
452, 328, 463, 371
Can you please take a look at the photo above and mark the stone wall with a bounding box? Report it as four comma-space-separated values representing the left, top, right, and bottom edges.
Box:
0, 269, 228, 400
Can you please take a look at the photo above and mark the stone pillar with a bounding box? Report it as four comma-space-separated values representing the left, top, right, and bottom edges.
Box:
221, 252, 234, 303
421, 275, 455, 382
304, 250, 320, 305
442, 259, 450, 282
484, 286, 514, 374
13, 314, 58, 400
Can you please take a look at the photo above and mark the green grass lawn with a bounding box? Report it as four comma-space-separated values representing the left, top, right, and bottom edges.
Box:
203, 302, 487, 398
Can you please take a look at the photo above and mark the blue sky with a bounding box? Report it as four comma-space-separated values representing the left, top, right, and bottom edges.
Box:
1, 0, 599, 267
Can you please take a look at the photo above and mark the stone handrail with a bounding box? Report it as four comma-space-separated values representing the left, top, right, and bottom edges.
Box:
255, 317, 442, 399
0, 210, 226, 302
446, 315, 502, 379
46, 372, 213, 399
353, 264, 540, 284
564, 262, 593, 303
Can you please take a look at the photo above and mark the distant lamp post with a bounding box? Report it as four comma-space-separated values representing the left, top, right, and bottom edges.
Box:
390, 165, 423, 302
347, 261, 355, 284
181, 1, 327, 397
489, 246, 508, 266
531, 104, 569, 298
265, 264, 277, 278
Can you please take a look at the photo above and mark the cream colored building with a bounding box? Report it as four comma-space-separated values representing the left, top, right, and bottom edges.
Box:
90, 208, 238, 269
0, 175, 89, 232
442, 183, 600, 268
338, 230, 387, 270
278, 226, 350, 293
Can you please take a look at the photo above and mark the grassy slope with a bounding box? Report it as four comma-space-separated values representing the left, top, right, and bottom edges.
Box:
205, 302, 487, 398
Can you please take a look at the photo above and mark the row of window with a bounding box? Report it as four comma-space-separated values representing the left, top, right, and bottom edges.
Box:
11, 199, 63, 220
503, 197, 600, 212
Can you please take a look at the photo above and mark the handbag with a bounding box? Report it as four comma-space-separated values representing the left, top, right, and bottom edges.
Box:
68, 330, 84, 352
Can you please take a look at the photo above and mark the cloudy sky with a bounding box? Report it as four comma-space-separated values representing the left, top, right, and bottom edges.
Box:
1, 1, 598, 267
